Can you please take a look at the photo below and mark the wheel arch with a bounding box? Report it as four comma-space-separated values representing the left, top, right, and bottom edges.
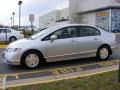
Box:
9, 36, 17, 39
9, 36, 17, 42
20, 49, 46, 65
97, 44, 112, 55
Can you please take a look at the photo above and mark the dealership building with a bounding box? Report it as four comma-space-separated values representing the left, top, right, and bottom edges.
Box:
69, 0, 120, 32
39, 8, 69, 29
39, 0, 120, 32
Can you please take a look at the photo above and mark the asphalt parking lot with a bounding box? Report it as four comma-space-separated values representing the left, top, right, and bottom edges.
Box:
0, 49, 4, 64
0, 47, 120, 88
0, 46, 119, 75
0, 46, 120, 74
0, 46, 120, 64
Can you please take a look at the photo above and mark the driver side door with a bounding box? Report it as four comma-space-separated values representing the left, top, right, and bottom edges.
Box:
43, 26, 79, 62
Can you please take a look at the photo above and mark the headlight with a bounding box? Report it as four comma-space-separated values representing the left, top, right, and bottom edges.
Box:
5, 48, 22, 52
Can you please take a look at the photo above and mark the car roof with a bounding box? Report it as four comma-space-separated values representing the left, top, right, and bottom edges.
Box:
0, 28, 12, 30
43, 24, 100, 35
54, 24, 97, 28
0, 28, 17, 30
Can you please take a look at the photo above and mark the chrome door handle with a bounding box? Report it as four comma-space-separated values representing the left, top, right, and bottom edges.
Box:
72, 40, 78, 42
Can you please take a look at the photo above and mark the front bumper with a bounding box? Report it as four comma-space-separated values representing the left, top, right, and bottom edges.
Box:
3, 52, 21, 65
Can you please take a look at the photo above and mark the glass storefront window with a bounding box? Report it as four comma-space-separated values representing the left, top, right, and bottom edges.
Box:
96, 9, 120, 33
111, 9, 120, 33
96, 10, 109, 32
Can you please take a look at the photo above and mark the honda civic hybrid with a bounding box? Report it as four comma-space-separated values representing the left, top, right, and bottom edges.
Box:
3, 24, 120, 69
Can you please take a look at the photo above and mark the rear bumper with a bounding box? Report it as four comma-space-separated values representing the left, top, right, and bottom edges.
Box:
111, 45, 119, 54
18, 35, 24, 39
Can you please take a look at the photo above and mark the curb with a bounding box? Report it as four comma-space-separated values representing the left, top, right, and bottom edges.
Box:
0, 65, 118, 89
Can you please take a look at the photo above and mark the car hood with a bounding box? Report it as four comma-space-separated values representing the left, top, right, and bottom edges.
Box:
7, 38, 35, 48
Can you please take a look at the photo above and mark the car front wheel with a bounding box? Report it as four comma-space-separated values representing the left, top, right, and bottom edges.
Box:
9, 37, 17, 42
97, 46, 110, 60
21, 50, 42, 69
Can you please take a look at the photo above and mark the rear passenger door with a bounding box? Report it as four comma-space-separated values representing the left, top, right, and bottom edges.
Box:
77, 26, 102, 56
0, 29, 6, 41
0, 29, 11, 41
0, 29, 2, 41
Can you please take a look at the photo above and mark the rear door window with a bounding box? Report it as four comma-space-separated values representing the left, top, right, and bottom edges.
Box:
0, 29, 6, 33
0, 29, 11, 33
78, 26, 100, 37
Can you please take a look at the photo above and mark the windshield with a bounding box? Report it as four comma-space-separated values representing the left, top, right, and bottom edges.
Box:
30, 26, 58, 39
30, 29, 47, 39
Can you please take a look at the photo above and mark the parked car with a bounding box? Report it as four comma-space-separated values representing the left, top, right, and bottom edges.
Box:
111, 29, 120, 33
3, 24, 120, 69
0, 28, 24, 42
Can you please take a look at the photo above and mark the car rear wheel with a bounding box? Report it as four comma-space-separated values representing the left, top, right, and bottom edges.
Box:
97, 46, 110, 60
9, 36, 17, 42
21, 50, 43, 69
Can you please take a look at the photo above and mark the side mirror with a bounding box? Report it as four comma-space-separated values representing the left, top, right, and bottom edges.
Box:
50, 35, 57, 41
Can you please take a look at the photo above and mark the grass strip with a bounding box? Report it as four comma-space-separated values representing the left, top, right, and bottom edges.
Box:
4, 70, 120, 90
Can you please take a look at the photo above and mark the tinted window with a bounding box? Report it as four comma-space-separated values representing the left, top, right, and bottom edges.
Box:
6, 29, 11, 33
0, 29, 6, 33
0, 29, 11, 33
43, 26, 78, 40
78, 26, 100, 37
52, 27, 77, 39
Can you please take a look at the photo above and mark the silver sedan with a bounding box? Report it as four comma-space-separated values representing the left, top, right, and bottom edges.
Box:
0, 28, 24, 42
3, 24, 120, 69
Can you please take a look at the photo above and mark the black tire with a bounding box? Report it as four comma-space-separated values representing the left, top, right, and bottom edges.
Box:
21, 50, 43, 69
97, 46, 110, 60
9, 36, 17, 42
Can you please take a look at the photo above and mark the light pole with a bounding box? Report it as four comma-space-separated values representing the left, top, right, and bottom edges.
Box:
12, 12, 15, 27
18, 0, 22, 30
10, 17, 13, 27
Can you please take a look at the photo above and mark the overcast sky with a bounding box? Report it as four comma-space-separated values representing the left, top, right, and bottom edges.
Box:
0, 0, 69, 27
